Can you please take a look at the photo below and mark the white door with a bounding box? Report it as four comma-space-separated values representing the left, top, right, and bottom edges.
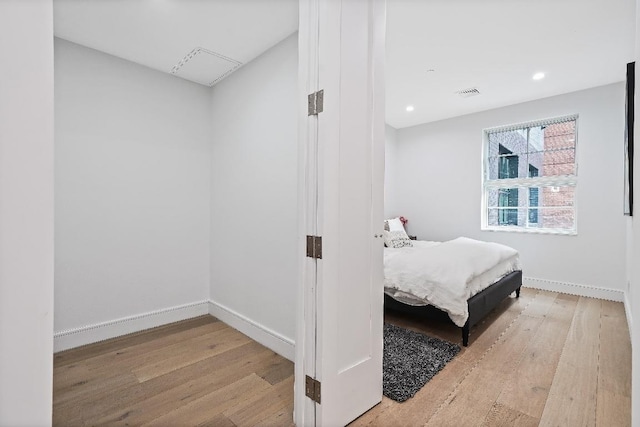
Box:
295, 0, 386, 425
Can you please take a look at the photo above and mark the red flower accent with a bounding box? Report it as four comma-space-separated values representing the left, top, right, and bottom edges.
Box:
399, 216, 408, 226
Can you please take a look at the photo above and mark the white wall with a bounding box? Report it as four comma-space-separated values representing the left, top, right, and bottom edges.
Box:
389, 83, 627, 295
630, 0, 640, 422
0, 0, 54, 424
209, 33, 298, 354
54, 38, 211, 344
385, 124, 398, 219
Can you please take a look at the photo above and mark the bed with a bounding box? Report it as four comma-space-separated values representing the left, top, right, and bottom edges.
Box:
383, 235, 522, 346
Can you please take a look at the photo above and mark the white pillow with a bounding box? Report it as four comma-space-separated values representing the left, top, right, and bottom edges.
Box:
383, 230, 413, 248
386, 217, 405, 232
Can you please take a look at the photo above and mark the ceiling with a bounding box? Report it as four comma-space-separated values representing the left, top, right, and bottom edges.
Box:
53, 0, 299, 86
386, 0, 636, 128
54, 0, 636, 129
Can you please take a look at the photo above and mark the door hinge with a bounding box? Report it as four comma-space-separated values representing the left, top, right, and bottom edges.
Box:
308, 90, 324, 116
306, 235, 322, 259
305, 375, 321, 404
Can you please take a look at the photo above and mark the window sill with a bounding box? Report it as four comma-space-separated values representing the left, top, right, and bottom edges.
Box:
481, 226, 577, 236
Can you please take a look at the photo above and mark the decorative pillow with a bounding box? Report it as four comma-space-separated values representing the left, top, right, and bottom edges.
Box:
386, 217, 405, 232
383, 230, 413, 248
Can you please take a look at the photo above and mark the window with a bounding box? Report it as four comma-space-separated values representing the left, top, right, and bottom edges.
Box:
498, 145, 518, 225
528, 165, 539, 224
482, 115, 578, 234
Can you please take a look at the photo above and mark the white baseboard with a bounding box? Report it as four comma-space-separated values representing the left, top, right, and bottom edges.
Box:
54, 300, 210, 352
523, 276, 625, 302
625, 290, 633, 341
208, 300, 295, 361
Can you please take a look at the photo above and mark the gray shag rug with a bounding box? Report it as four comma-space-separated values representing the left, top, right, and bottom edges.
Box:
383, 323, 460, 402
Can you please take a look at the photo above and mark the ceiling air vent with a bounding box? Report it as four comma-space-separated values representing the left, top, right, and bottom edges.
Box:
170, 47, 242, 87
455, 87, 481, 98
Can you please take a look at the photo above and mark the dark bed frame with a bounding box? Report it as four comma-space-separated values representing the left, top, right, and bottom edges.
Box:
384, 270, 522, 346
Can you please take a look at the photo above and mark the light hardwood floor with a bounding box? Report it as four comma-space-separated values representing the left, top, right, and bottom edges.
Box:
53, 316, 295, 426
353, 288, 631, 427
53, 288, 630, 426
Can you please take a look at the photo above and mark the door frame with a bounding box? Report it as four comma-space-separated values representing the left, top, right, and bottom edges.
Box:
294, 0, 320, 424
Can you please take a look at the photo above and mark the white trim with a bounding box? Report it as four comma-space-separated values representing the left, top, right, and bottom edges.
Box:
53, 300, 210, 352
208, 300, 295, 361
523, 276, 624, 302
482, 224, 578, 236
295, 0, 319, 423
625, 290, 633, 341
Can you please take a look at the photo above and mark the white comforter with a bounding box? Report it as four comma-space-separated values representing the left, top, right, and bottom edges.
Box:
384, 237, 519, 327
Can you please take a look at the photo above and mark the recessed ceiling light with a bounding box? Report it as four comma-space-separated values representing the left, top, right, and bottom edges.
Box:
533, 72, 545, 81
406, 105, 415, 112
